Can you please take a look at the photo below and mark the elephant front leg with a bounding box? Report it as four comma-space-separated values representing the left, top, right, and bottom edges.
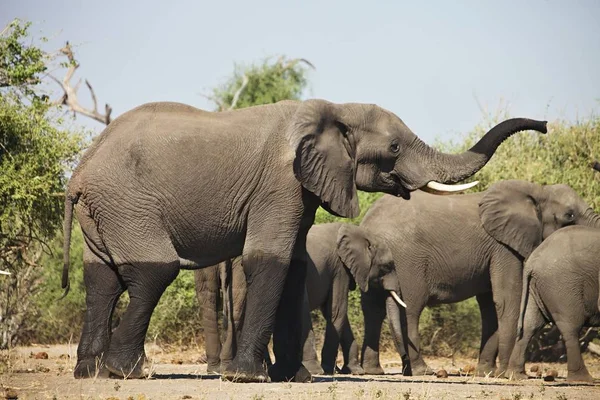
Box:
75, 246, 125, 379
301, 290, 324, 375
360, 291, 386, 374
339, 318, 364, 375
269, 227, 312, 383
221, 250, 290, 383
475, 292, 499, 376
491, 259, 523, 377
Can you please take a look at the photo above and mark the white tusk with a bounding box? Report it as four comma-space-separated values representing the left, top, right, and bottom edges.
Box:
390, 290, 407, 308
0, 270, 11, 276
425, 180, 479, 193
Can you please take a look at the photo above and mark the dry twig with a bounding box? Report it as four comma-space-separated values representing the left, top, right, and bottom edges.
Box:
50, 41, 112, 125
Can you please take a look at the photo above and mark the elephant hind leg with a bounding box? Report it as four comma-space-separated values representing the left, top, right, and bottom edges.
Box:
75, 243, 125, 379
506, 298, 545, 380
476, 292, 499, 376
554, 317, 593, 382
103, 234, 181, 379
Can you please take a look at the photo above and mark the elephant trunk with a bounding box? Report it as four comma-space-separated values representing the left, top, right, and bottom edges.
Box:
583, 208, 600, 229
417, 119, 547, 188
385, 295, 407, 359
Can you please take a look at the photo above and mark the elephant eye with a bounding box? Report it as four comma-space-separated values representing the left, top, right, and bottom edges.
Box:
390, 142, 400, 154
565, 211, 575, 220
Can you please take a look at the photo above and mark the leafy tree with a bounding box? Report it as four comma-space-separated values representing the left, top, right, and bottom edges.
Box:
207, 56, 314, 111
0, 19, 85, 348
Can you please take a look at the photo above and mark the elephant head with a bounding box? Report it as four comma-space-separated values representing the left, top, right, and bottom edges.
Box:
479, 180, 600, 259
336, 224, 406, 307
286, 99, 547, 218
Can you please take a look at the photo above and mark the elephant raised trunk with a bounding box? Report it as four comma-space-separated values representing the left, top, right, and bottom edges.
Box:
420, 118, 548, 188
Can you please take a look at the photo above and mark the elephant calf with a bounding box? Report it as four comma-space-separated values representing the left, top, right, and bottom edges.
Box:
359, 180, 600, 376
196, 222, 406, 376
507, 224, 600, 382
301, 222, 405, 375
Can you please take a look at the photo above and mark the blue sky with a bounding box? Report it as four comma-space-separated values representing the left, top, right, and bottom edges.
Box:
3, 0, 599, 143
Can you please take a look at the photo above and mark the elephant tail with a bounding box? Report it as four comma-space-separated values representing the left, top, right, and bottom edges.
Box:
517, 268, 533, 339
60, 192, 78, 299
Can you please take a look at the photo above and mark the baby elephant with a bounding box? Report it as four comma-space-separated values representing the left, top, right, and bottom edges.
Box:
507, 224, 600, 382
301, 222, 406, 375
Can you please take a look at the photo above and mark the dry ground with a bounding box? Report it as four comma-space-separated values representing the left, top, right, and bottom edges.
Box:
2, 344, 600, 400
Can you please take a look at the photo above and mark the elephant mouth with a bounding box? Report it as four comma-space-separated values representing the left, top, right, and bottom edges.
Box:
387, 173, 411, 200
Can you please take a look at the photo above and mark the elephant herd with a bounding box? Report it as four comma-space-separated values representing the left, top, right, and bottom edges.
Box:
196, 180, 600, 383
59, 98, 599, 384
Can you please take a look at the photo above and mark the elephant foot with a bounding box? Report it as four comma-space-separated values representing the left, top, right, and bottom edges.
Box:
567, 370, 593, 383
505, 369, 529, 380
74, 357, 111, 379
104, 351, 151, 379
475, 364, 497, 377
223, 357, 269, 383
340, 363, 365, 375
206, 362, 221, 375
321, 363, 336, 376
406, 362, 433, 376
269, 362, 312, 383
362, 364, 385, 375
302, 359, 324, 375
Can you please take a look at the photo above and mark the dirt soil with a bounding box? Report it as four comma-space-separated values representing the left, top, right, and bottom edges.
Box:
2, 344, 600, 400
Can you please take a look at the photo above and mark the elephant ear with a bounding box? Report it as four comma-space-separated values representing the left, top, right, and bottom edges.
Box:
479, 180, 543, 259
286, 100, 359, 218
336, 224, 371, 292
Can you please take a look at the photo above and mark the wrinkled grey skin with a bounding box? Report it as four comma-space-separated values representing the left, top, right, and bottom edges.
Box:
61, 99, 546, 382
194, 258, 248, 374
507, 224, 600, 382
301, 223, 399, 376
359, 180, 599, 377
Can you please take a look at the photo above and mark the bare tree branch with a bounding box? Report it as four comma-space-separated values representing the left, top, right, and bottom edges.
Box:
50, 42, 112, 125
281, 58, 316, 71
228, 74, 249, 110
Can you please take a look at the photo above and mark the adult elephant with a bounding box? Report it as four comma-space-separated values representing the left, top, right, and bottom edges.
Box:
61, 99, 546, 382
358, 180, 598, 377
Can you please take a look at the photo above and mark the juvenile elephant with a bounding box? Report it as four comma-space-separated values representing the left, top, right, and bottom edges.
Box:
300, 223, 404, 376
358, 180, 600, 377
62, 99, 546, 382
506, 226, 600, 382
196, 223, 405, 376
